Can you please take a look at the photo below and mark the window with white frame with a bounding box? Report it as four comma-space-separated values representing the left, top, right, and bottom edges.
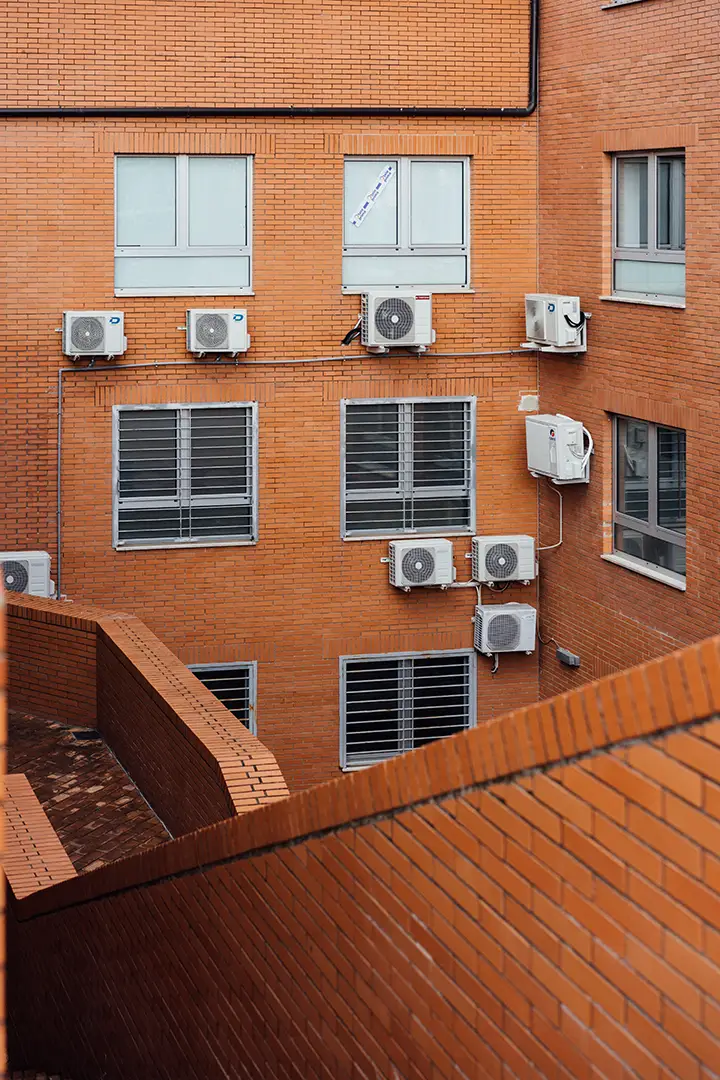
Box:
113, 403, 258, 548
613, 151, 685, 302
115, 155, 252, 295
189, 662, 257, 735
613, 416, 686, 578
340, 651, 476, 769
342, 157, 470, 291
341, 397, 475, 538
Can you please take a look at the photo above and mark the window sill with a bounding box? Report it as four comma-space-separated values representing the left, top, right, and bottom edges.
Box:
342, 285, 474, 295
601, 0, 652, 7
342, 529, 474, 542
114, 539, 258, 551
115, 289, 255, 298
601, 552, 686, 591
599, 295, 685, 309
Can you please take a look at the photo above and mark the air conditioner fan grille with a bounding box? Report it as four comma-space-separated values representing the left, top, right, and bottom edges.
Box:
485, 543, 519, 580
195, 313, 229, 350
486, 612, 521, 651
401, 547, 435, 584
71, 316, 105, 353
375, 298, 414, 340
2, 560, 29, 593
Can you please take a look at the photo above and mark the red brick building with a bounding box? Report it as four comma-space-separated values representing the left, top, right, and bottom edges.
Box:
537, 0, 713, 697
1, 0, 541, 791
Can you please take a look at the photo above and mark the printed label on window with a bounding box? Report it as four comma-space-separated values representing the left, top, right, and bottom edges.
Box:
351, 164, 395, 228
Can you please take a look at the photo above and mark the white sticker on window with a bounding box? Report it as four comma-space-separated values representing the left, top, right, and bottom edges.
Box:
350, 164, 395, 228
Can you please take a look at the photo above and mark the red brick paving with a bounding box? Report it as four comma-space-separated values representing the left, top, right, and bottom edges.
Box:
8, 708, 171, 873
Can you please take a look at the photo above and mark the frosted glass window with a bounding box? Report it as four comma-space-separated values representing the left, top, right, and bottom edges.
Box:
116, 157, 176, 247
342, 157, 469, 290
189, 157, 247, 247
344, 160, 398, 246
613, 151, 685, 302
410, 161, 464, 246
115, 155, 252, 295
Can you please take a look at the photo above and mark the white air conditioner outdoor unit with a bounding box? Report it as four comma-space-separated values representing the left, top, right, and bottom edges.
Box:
523, 294, 587, 353
472, 535, 536, 585
62, 312, 126, 359
389, 539, 455, 589
526, 414, 593, 485
474, 603, 537, 655
0, 551, 54, 597
362, 292, 435, 352
187, 310, 250, 355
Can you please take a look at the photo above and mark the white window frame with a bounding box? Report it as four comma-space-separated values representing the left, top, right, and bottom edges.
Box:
612, 150, 685, 303
611, 414, 686, 582
341, 156, 471, 293
339, 649, 477, 770
112, 401, 259, 550
189, 661, 258, 736
114, 154, 253, 297
340, 396, 476, 539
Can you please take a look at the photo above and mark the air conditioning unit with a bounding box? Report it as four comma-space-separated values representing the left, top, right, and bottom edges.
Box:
362, 292, 435, 352
526, 414, 593, 484
472, 535, 536, 585
389, 539, 455, 589
474, 603, 537, 655
523, 294, 587, 353
62, 312, 126, 359
0, 551, 54, 597
187, 310, 250, 355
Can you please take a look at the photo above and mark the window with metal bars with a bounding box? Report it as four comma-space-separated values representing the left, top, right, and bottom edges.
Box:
613, 415, 686, 578
341, 398, 475, 537
340, 651, 476, 769
113, 402, 258, 548
189, 662, 257, 735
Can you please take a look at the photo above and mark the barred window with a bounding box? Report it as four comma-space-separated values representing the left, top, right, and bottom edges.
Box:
341, 398, 475, 537
340, 651, 476, 769
189, 662, 257, 736
113, 403, 257, 548
614, 416, 686, 578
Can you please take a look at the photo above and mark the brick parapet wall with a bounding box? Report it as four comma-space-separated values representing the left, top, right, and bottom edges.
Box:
8, 633, 720, 1077
3, 775, 76, 899
6, 594, 289, 835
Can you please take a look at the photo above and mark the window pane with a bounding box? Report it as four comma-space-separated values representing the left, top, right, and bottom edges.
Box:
616, 418, 649, 521
342, 254, 467, 287
115, 254, 251, 291
189, 157, 248, 247
118, 507, 182, 543
657, 157, 685, 250
410, 497, 472, 532
613, 259, 685, 299
345, 500, 407, 534
410, 161, 464, 246
616, 158, 648, 248
614, 525, 686, 576
345, 404, 399, 490
187, 505, 253, 539
116, 157, 176, 247
191, 665, 252, 727
411, 656, 470, 748
118, 411, 178, 499
657, 427, 686, 533
413, 401, 468, 488
191, 409, 249, 496
345, 660, 401, 764
343, 160, 398, 246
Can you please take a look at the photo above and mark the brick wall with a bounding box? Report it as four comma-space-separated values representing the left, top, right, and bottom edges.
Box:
7, 594, 289, 833
536, 0, 718, 697
8, 635, 720, 1078
1, 0, 542, 793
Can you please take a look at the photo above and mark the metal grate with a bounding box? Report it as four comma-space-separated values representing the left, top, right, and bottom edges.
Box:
343, 398, 474, 537
374, 297, 415, 341
2, 560, 29, 592
341, 652, 474, 768
189, 662, 256, 735
485, 612, 521, 651
484, 543, 519, 581
71, 315, 105, 353
115, 403, 257, 547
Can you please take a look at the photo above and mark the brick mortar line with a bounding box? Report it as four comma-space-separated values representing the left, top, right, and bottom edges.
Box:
14, 711, 719, 922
